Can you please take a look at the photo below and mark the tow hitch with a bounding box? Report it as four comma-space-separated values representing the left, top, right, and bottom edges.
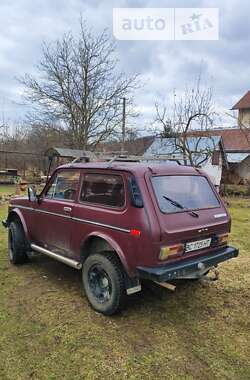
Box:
154, 266, 220, 291
200, 267, 220, 282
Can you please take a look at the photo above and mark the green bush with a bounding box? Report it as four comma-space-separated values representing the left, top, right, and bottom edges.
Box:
222, 184, 249, 197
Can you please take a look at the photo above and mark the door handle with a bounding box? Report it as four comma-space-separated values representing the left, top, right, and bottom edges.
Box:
63, 206, 72, 213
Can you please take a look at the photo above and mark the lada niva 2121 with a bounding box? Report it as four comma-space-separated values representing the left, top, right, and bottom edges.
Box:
3, 161, 239, 315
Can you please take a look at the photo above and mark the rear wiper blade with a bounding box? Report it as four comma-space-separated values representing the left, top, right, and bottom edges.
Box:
163, 195, 199, 218
163, 196, 185, 210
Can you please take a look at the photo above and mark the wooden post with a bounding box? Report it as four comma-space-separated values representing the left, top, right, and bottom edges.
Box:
121, 97, 126, 153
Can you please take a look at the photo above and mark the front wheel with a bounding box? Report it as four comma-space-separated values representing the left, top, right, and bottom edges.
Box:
82, 252, 126, 315
8, 221, 28, 265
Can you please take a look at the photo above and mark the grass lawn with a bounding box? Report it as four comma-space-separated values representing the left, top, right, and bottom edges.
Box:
0, 197, 249, 379
0, 185, 15, 196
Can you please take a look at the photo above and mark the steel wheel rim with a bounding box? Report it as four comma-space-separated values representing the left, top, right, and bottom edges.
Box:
88, 264, 112, 303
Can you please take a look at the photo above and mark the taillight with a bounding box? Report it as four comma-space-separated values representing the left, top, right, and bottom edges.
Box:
217, 233, 229, 246
159, 243, 184, 261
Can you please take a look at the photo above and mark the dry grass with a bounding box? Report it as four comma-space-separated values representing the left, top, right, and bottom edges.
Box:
0, 193, 249, 379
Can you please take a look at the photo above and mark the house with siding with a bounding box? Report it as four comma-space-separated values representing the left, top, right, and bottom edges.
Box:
232, 90, 250, 127
185, 128, 250, 183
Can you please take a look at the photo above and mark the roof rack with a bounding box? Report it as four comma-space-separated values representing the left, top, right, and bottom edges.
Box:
70, 152, 183, 165
71, 156, 91, 164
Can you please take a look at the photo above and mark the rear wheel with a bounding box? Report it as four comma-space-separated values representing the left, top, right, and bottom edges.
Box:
8, 221, 28, 265
82, 252, 126, 315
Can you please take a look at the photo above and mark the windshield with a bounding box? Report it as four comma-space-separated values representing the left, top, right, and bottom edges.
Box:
151, 175, 220, 214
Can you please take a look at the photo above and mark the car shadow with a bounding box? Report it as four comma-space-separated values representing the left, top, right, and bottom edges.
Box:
27, 252, 82, 290
27, 251, 211, 320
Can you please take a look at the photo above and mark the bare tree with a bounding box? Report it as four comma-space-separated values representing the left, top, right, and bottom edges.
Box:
154, 76, 217, 166
19, 19, 139, 150
0, 110, 9, 142
0, 123, 7, 141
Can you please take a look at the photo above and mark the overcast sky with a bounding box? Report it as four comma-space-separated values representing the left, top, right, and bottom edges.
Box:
0, 0, 249, 132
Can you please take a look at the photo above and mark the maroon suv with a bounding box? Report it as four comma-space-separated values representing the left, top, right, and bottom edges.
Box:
3, 162, 238, 315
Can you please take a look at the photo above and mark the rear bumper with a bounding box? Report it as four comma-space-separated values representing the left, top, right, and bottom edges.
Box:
136, 246, 239, 282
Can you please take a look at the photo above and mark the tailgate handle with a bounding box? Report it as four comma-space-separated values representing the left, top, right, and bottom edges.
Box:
63, 206, 72, 213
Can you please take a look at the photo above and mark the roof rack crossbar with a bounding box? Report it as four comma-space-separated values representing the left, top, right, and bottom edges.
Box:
70, 153, 183, 165
71, 156, 91, 164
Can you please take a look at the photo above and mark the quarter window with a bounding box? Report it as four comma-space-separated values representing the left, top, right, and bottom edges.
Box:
45, 170, 80, 201
80, 173, 125, 208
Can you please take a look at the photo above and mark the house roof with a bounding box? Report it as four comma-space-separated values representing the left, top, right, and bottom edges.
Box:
187, 128, 250, 152
46, 127, 250, 162
226, 152, 250, 163
97, 136, 155, 156
46, 138, 155, 159
144, 136, 222, 166
105, 129, 250, 155
232, 91, 250, 110
46, 147, 85, 158
146, 136, 221, 154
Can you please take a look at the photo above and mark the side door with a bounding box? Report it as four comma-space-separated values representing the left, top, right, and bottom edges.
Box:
70, 170, 131, 259
30, 169, 80, 257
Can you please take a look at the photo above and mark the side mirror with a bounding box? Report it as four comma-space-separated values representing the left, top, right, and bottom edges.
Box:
28, 186, 37, 202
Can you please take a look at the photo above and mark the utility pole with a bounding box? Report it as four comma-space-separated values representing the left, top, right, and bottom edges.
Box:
121, 97, 126, 153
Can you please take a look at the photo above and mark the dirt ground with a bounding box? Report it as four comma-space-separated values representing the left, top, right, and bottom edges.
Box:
0, 194, 249, 380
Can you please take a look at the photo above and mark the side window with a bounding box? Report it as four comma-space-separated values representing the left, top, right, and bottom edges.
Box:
128, 176, 144, 208
80, 173, 125, 208
45, 170, 80, 201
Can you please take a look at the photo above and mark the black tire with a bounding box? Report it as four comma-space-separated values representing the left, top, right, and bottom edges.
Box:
82, 251, 126, 315
8, 221, 28, 265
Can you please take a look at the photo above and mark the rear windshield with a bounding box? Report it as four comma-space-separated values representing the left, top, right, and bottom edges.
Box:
151, 175, 220, 214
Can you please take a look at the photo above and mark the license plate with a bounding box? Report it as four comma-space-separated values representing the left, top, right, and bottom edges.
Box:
185, 238, 211, 253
